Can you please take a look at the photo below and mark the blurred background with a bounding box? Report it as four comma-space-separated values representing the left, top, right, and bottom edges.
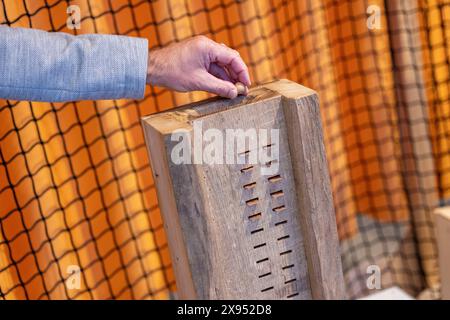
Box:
0, 0, 449, 299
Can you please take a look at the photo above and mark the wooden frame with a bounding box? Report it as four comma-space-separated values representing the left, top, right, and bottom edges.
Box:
435, 207, 450, 300
141, 79, 345, 299
386, 0, 439, 287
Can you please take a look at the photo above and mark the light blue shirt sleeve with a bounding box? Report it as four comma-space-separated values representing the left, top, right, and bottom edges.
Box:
0, 26, 148, 102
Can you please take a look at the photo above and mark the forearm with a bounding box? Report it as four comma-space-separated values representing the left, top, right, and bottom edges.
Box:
0, 26, 148, 102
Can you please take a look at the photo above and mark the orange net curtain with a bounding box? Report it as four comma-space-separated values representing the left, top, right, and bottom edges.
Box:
0, 0, 449, 299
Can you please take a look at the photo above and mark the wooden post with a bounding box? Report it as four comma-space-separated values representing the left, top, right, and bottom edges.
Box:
435, 207, 450, 300
141, 79, 345, 299
386, 0, 439, 287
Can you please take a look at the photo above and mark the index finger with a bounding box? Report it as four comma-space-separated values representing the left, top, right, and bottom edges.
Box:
209, 42, 251, 86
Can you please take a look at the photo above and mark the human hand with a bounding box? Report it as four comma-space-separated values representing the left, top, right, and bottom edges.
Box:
146, 36, 251, 99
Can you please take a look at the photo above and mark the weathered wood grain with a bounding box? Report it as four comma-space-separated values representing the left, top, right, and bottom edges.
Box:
141, 79, 345, 299
434, 207, 450, 300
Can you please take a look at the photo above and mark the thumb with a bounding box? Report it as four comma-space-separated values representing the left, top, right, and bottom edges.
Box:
197, 72, 238, 99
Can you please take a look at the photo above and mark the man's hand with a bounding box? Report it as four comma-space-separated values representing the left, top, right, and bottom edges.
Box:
146, 36, 251, 99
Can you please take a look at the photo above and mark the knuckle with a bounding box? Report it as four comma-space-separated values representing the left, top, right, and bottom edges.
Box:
212, 84, 225, 96
216, 84, 225, 95
193, 35, 208, 47
191, 75, 203, 89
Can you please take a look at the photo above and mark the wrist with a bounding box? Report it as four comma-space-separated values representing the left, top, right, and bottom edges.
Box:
146, 48, 163, 86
